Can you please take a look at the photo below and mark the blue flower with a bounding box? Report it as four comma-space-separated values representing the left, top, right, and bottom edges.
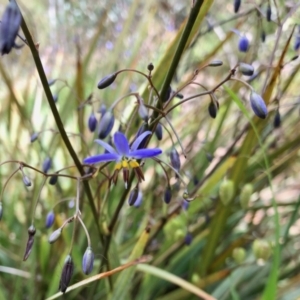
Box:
83, 131, 162, 187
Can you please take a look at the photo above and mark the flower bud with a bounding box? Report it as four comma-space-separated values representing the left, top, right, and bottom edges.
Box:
239, 63, 254, 76
294, 35, 300, 51
138, 98, 148, 121
252, 239, 272, 261
98, 110, 115, 139
45, 211, 55, 228
97, 73, 117, 89
240, 183, 253, 209
208, 60, 223, 67
23, 225, 36, 261
0, 203, 2, 221
170, 148, 180, 172
238, 36, 249, 52
59, 255, 74, 293
82, 247, 94, 275
182, 200, 189, 211
155, 123, 163, 141
88, 112, 98, 132
164, 187, 172, 204
232, 247, 246, 264
208, 100, 219, 119
234, 0, 241, 13
250, 92, 268, 119
128, 186, 139, 206
49, 174, 58, 185
147, 63, 154, 71
42, 157, 52, 173
219, 180, 235, 206
0, 1, 22, 55
30, 133, 39, 143
22, 175, 32, 187
48, 228, 62, 244
184, 233, 193, 246
273, 110, 281, 128
162, 86, 172, 103
132, 123, 149, 150
134, 192, 143, 208
266, 4, 272, 22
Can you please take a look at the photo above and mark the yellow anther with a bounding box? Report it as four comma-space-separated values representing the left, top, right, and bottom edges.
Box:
122, 160, 129, 168
129, 160, 139, 168
115, 162, 122, 170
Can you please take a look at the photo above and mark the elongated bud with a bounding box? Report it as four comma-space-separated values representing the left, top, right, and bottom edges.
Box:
23, 175, 32, 187
266, 4, 272, 22
252, 239, 271, 261
98, 110, 115, 139
239, 63, 254, 76
232, 247, 246, 264
82, 247, 94, 275
208, 60, 223, 67
238, 36, 249, 52
240, 183, 253, 209
30, 133, 39, 143
48, 228, 62, 244
138, 98, 148, 121
128, 186, 139, 206
219, 180, 235, 206
170, 148, 180, 172
42, 157, 52, 173
208, 100, 219, 119
23, 225, 36, 261
59, 255, 74, 293
261, 30, 266, 43
182, 200, 189, 211
162, 86, 172, 103
132, 123, 149, 150
134, 191, 143, 208
97, 73, 117, 89
0, 203, 2, 221
0, 1, 22, 55
49, 174, 58, 185
88, 112, 98, 132
273, 110, 281, 128
294, 34, 300, 51
45, 211, 55, 228
234, 0, 241, 13
184, 233, 193, 245
250, 92, 268, 119
155, 123, 163, 141
164, 187, 172, 204
147, 63, 154, 71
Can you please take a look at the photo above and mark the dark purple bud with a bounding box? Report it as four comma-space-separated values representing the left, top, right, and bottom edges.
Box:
138, 99, 148, 121
49, 174, 58, 185
208, 60, 223, 67
193, 176, 199, 186
48, 228, 62, 244
59, 255, 74, 293
45, 211, 55, 228
88, 113, 98, 132
170, 148, 180, 172
48, 79, 57, 86
0, 1, 22, 55
147, 63, 154, 71
234, 0, 241, 13
132, 123, 149, 150
182, 200, 189, 211
291, 55, 299, 61
238, 36, 249, 52
261, 30, 266, 43
273, 110, 281, 128
294, 35, 300, 51
98, 110, 115, 139
208, 100, 219, 119
250, 92, 268, 119
0, 203, 2, 221
266, 4, 272, 22
164, 187, 172, 204
30, 133, 39, 143
42, 157, 52, 173
155, 123, 163, 141
82, 247, 94, 275
23, 175, 32, 187
128, 186, 139, 206
97, 73, 117, 89
53, 94, 58, 103
162, 86, 172, 103
184, 233, 193, 246
23, 225, 36, 261
176, 93, 184, 99
239, 63, 254, 76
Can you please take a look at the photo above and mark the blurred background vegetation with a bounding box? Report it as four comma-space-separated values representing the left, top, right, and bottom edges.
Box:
1, 0, 300, 299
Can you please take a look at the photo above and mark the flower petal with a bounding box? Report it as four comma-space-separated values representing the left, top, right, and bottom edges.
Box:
95, 139, 117, 154
131, 131, 151, 151
114, 132, 130, 156
83, 153, 119, 164
130, 148, 162, 159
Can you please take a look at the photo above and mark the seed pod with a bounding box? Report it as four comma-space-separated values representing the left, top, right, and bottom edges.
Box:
49, 174, 58, 185
59, 255, 74, 293
219, 180, 235, 206
0, 203, 2, 221
240, 183, 253, 209
147, 63, 154, 71
0, 1, 22, 55
22, 175, 32, 187
98, 110, 115, 139
239, 63, 254, 76
48, 228, 62, 244
138, 98, 148, 121
97, 73, 117, 89
234, 0, 241, 13
266, 4, 272, 22
184, 233, 193, 246
82, 247, 94, 275
273, 110, 281, 128
252, 239, 272, 261
208, 60, 223, 67
208, 100, 219, 119
238, 36, 249, 52
88, 112, 98, 132
170, 148, 180, 172
155, 123, 163, 141
232, 247, 246, 264
45, 211, 55, 228
23, 225, 36, 261
42, 157, 52, 173
164, 187, 172, 204
128, 186, 139, 206
30, 133, 39, 143
250, 92, 268, 119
